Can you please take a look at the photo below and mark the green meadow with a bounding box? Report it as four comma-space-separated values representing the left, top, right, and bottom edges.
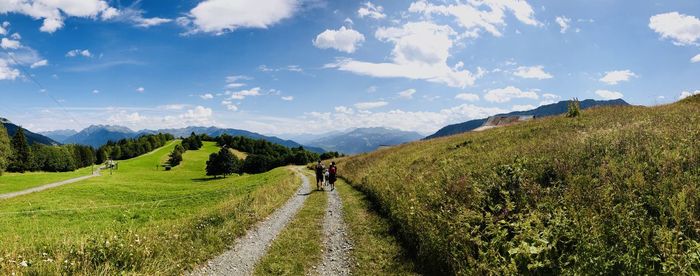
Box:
340, 95, 700, 274
0, 166, 95, 194
0, 141, 301, 274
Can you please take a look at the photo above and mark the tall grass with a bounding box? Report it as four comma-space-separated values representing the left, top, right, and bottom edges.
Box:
339, 95, 700, 274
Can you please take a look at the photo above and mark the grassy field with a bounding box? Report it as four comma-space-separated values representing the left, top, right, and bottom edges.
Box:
230, 148, 248, 160
254, 174, 326, 275
0, 141, 301, 275
339, 96, 700, 274
0, 165, 95, 194
335, 179, 417, 275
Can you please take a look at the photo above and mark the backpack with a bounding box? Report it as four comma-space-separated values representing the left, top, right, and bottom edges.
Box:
329, 166, 337, 175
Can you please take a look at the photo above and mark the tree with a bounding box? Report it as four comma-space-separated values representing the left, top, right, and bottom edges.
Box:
168, 144, 184, 167
566, 98, 581, 118
9, 127, 32, 173
206, 148, 241, 178
0, 124, 11, 175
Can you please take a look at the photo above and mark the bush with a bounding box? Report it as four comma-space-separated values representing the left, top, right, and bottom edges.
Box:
566, 98, 581, 118
206, 148, 242, 177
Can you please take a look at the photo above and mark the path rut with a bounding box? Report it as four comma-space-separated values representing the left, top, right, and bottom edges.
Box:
0, 168, 101, 200
190, 167, 311, 276
316, 187, 353, 276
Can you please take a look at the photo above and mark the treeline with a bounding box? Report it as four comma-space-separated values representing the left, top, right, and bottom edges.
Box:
168, 132, 203, 167
96, 133, 174, 163
0, 128, 97, 173
207, 134, 321, 176
0, 125, 174, 174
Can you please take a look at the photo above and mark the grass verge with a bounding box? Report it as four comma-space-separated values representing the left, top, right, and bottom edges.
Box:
336, 179, 417, 275
254, 173, 326, 276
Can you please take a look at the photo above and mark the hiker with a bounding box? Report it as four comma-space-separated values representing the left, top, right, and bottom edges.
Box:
328, 161, 337, 191
324, 168, 330, 188
315, 161, 325, 191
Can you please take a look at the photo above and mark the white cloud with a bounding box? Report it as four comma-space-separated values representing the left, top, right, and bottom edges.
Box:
66, 49, 92, 58
1, 38, 20, 49
225, 74, 251, 88
397, 88, 416, 99
514, 65, 553, 79
595, 89, 624, 100
366, 85, 377, 93
335, 106, 354, 114
221, 100, 238, 111
691, 54, 700, 63
134, 17, 171, 27
354, 101, 388, 110
600, 70, 637, 85
136, 87, 145, 93
230, 87, 262, 100
0, 0, 119, 33
200, 93, 214, 100
358, 2, 386, 20
679, 90, 700, 100
178, 106, 214, 125
408, 0, 540, 38
92, 89, 99, 94
484, 86, 539, 103
556, 16, 571, 33
649, 12, 700, 46
512, 104, 535, 111
160, 104, 189, 110
30, 59, 48, 68
0, 24, 6, 35
281, 96, 294, 101
539, 93, 560, 105
313, 26, 365, 53
455, 93, 480, 102
10, 32, 21, 40
182, 0, 298, 34
0, 59, 20, 80
326, 21, 479, 88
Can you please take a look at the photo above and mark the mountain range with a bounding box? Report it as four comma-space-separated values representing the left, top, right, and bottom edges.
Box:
303, 127, 424, 154
1, 117, 60, 145
425, 99, 630, 139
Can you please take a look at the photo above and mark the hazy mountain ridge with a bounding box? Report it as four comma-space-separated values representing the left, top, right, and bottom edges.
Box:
426, 99, 630, 139
306, 127, 424, 154
39, 129, 79, 143
1, 117, 61, 146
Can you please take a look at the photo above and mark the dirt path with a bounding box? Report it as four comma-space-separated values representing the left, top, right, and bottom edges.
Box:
0, 168, 101, 200
316, 187, 353, 275
190, 167, 311, 276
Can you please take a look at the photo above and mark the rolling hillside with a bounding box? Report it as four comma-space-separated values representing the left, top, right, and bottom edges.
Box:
426, 99, 629, 139
338, 96, 700, 274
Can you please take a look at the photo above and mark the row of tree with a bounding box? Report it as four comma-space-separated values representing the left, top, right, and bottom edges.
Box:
168, 132, 204, 168
0, 127, 98, 173
0, 125, 175, 174
205, 134, 322, 177
96, 133, 174, 163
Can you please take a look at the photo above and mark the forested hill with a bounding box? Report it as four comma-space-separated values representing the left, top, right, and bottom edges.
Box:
1, 118, 60, 145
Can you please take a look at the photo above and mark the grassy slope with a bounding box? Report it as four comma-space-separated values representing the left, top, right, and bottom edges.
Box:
0, 141, 301, 275
336, 179, 418, 275
254, 172, 325, 275
340, 96, 700, 274
230, 148, 248, 160
0, 165, 95, 194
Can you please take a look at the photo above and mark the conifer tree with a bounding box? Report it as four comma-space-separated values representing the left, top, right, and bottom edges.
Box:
0, 124, 11, 175
9, 127, 32, 173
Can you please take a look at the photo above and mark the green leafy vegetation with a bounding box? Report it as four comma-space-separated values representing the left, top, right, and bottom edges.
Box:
206, 147, 243, 177
254, 176, 326, 275
335, 179, 417, 275
0, 124, 10, 175
217, 134, 320, 174
168, 144, 185, 167
567, 97, 581, 118
339, 96, 700, 274
0, 141, 301, 275
96, 133, 174, 163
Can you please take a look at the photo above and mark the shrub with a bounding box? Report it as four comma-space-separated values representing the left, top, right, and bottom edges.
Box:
566, 98, 581, 118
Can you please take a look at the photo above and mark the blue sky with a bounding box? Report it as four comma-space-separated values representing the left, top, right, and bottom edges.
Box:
0, 0, 699, 135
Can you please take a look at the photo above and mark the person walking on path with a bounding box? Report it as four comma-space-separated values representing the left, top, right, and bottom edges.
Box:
315, 161, 325, 191
328, 161, 337, 191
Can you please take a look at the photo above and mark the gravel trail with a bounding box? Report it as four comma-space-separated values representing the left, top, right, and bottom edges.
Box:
315, 187, 353, 276
0, 167, 101, 200
190, 167, 311, 276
